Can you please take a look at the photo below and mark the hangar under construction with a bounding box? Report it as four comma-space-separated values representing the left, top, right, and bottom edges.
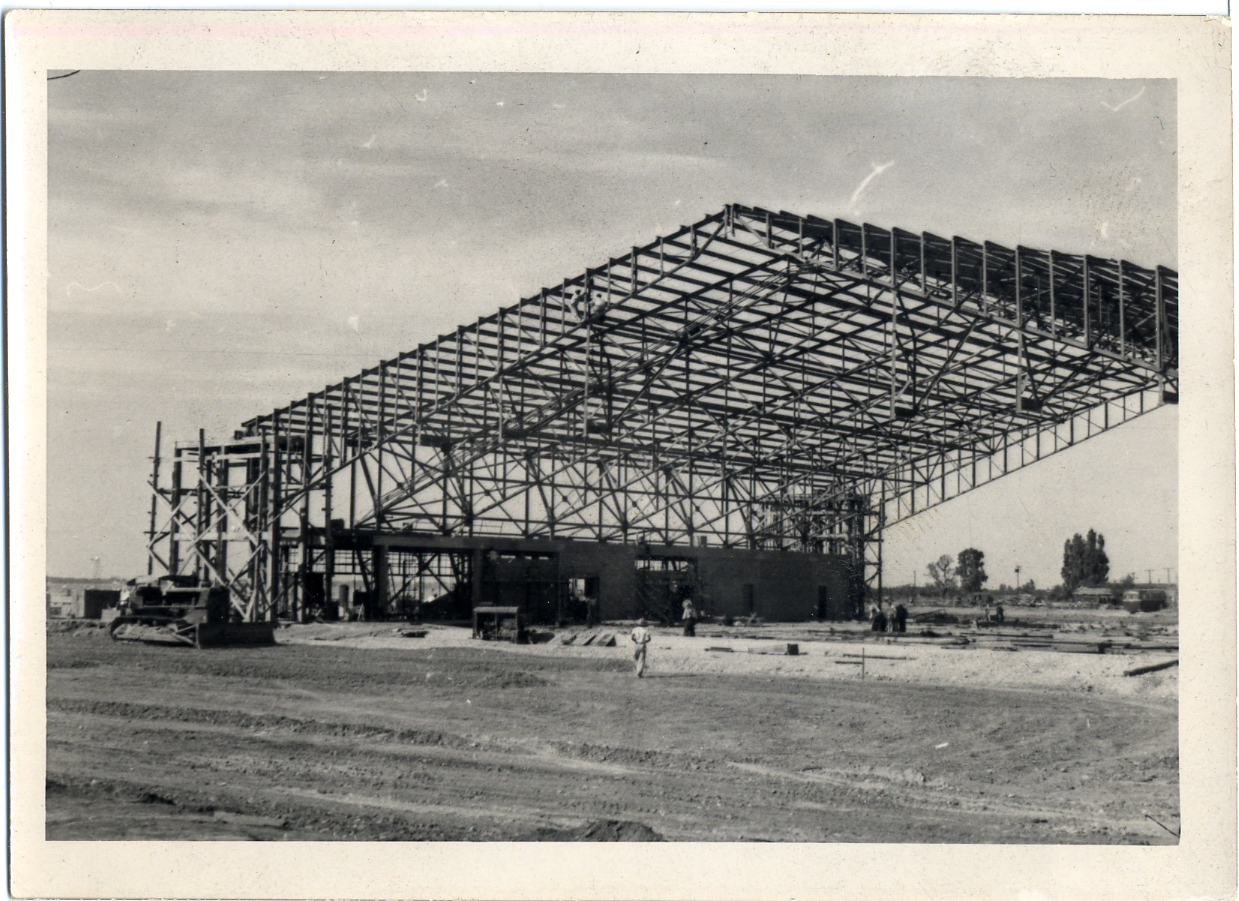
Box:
144, 203, 1178, 624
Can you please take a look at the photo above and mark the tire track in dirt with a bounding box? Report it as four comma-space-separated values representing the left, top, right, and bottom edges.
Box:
46, 629, 1178, 843
48, 698, 489, 752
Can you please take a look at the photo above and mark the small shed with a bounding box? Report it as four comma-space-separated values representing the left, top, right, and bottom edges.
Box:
1073, 586, 1118, 605
472, 606, 524, 642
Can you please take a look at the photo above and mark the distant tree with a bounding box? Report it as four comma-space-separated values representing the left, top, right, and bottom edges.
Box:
1087, 531, 1111, 585
926, 555, 957, 598
957, 548, 988, 594
1061, 529, 1111, 592
1061, 534, 1085, 591
1023, 578, 1036, 592
1118, 573, 1137, 589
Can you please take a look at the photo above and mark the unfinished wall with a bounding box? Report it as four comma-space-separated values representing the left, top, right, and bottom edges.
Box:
558, 542, 638, 620
689, 546, 854, 622
550, 541, 856, 622
365, 532, 859, 623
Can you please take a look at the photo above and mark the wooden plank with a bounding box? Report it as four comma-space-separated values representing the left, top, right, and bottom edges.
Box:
1123, 659, 1179, 677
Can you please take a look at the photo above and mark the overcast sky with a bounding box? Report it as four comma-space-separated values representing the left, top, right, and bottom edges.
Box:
47, 72, 1177, 587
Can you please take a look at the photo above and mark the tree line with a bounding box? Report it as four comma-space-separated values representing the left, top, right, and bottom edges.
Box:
912, 528, 1116, 601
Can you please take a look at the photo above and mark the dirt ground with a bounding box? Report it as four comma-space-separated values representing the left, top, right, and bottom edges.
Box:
45, 607, 1178, 843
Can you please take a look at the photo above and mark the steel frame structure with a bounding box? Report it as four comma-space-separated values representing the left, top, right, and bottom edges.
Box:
146, 204, 1178, 621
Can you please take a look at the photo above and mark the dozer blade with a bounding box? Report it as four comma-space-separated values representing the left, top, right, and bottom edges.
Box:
109, 621, 198, 647
194, 622, 278, 647
109, 611, 276, 649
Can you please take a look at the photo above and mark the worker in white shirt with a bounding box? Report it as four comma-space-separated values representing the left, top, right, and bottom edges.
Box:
629, 618, 652, 677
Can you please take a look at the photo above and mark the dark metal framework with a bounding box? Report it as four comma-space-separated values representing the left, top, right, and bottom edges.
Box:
146, 204, 1178, 621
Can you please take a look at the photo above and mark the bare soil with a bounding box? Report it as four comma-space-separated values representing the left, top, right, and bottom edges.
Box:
46, 609, 1178, 843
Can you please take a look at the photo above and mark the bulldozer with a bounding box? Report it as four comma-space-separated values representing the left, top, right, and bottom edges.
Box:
110, 575, 277, 648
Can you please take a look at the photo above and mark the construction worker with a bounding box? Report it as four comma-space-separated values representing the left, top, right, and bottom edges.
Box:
629, 618, 652, 677
681, 598, 696, 637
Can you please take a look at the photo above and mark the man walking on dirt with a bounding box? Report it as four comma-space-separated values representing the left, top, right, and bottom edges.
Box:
629, 618, 652, 677
681, 599, 697, 637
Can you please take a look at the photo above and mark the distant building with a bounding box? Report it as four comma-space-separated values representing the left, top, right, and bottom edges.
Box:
1073, 586, 1119, 604
1122, 588, 1170, 613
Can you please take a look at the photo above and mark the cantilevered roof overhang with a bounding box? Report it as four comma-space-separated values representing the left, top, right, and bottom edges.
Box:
234, 203, 1176, 545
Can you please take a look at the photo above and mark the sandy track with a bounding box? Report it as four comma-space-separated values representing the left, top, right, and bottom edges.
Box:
46, 615, 1178, 843
278, 615, 1178, 700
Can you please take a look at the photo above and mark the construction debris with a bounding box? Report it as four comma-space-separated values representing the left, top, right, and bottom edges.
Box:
838, 652, 912, 661
560, 629, 617, 647
212, 810, 286, 829
1124, 659, 1179, 677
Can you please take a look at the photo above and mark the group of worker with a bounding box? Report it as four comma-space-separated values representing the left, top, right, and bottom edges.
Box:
635, 598, 926, 677
869, 603, 909, 634
634, 595, 928, 678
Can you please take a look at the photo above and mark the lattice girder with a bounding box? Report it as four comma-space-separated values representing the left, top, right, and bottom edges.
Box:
150, 204, 1176, 619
